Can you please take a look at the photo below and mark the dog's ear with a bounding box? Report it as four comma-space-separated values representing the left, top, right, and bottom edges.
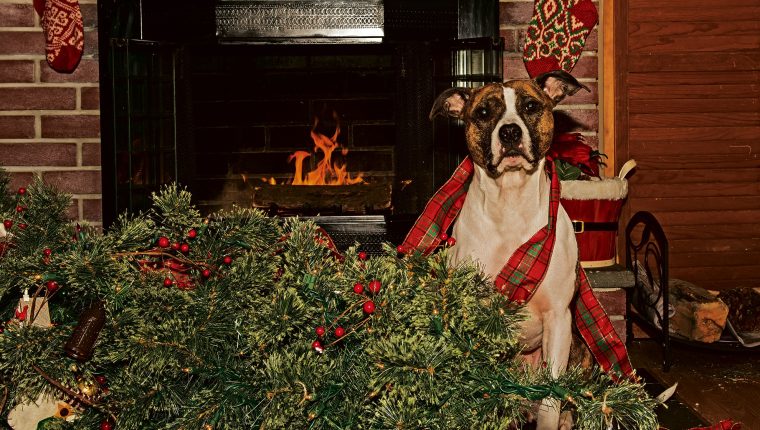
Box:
535, 70, 590, 105
429, 87, 472, 120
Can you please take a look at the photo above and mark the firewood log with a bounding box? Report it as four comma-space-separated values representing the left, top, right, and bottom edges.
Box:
669, 279, 728, 343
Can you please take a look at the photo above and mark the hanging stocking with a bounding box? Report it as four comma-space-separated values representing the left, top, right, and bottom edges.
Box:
33, 0, 84, 73
522, 0, 598, 78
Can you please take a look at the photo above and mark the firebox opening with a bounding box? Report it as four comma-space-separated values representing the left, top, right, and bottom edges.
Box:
186, 44, 397, 215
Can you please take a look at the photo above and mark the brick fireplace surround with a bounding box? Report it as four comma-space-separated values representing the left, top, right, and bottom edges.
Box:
0, 0, 599, 228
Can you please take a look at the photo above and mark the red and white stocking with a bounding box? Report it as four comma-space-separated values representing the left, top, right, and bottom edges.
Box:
522, 0, 598, 78
33, 0, 84, 73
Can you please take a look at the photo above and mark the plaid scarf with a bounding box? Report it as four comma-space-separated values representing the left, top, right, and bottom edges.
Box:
399, 157, 634, 380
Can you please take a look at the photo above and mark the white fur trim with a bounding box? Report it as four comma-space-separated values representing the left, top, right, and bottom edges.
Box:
560, 178, 628, 200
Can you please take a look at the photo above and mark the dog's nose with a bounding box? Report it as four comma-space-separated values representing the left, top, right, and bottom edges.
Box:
498, 124, 522, 144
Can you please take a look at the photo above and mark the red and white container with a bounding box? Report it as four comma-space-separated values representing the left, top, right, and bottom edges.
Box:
560, 160, 636, 268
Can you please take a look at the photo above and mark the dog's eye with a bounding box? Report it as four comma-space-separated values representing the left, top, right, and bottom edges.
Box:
475, 107, 489, 119
524, 100, 540, 114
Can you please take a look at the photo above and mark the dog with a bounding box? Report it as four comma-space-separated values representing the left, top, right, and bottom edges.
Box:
430, 70, 589, 430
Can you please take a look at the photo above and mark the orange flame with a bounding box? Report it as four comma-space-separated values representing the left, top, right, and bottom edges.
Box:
288, 111, 364, 186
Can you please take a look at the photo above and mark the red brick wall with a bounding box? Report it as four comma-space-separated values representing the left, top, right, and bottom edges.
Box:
0, 0, 101, 225
500, 0, 600, 150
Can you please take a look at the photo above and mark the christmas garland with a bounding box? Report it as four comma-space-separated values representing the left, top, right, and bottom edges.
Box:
0, 175, 658, 430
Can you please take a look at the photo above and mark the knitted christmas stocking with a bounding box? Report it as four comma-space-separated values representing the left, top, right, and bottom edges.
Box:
522, 0, 598, 78
33, 0, 84, 73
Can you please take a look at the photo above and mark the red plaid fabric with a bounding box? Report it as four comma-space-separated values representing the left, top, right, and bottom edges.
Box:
397, 158, 474, 256
574, 267, 634, 378
401, 156, 635, 380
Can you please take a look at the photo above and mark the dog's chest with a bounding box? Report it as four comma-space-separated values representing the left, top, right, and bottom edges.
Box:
449, 194, 545, 278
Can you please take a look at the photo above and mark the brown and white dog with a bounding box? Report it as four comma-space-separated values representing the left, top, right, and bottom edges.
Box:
430, 71, 589, 430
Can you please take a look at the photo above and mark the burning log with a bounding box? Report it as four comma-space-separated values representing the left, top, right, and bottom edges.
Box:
252, 182, 391, 214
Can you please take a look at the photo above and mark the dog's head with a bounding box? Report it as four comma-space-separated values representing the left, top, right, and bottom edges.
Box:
430, 71, 588, 177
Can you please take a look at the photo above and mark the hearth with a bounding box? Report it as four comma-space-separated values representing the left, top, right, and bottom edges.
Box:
98, 0, 502, 250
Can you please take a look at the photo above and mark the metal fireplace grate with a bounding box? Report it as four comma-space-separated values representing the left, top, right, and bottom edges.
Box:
215, 0, 384, 43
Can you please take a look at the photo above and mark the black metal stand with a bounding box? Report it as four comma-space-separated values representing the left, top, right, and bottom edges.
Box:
625, 211, 671, 372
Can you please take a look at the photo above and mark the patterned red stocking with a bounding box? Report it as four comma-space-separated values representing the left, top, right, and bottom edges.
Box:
33, 0, 84, 73
522, 0, 598, 78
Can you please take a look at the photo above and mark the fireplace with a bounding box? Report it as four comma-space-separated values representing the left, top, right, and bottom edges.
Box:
98, 0, 502, 250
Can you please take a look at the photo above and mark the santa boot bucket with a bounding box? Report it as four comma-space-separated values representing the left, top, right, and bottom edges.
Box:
561, 160, 636, 268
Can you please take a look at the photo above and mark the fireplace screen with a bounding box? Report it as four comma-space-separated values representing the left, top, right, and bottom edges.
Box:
100, 0, 502, 233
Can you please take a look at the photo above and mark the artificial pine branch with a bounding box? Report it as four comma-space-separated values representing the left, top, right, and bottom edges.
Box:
0, 179, 658, 430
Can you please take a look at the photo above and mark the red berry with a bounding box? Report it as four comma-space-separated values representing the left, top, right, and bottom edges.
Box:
334, 326, 345, 337
3, 220, 12, 229
15, 205, 24, 213
353, 282, 364, 294
396, 245, 405, 254
158, 236, 170, 248
446, 237, 457, 247
17, 187, 26, 195
358, 251, 368, 261
45, 280, 59, 293
95, 375, 107, 386
163, 277, 173, 287
312, 340, 323, 353
42, 248, 52, 257
368, 279, 382, 294
18, 223, 27, 230
180, 243, 190, 254
223, 255, 233, 265
439, 233, 448, 241
187, 228, 197, 239
201, 269, 211, 278
363, 301, 376, 314
99, 420, 113, 430
171, 242, 180, 251
315, 326, 326, 337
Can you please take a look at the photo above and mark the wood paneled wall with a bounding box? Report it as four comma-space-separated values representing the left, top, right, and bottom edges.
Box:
615, 0, 760, 290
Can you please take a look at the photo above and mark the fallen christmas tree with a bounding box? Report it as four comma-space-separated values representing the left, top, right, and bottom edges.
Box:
0, 171, 658, 430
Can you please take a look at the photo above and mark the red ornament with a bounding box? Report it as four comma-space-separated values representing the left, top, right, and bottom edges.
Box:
15, 205, 24, 213
312, 340, 324, 353
446, 237, 457, 247
2, 220, 12, 229
201, 269, 211, 278
45, 280, 59, 293
396, 245, 405, 254
180, 243, 190, 254
18, 223, 27, 230
99, 420, 113, 430
352, 282, 364, 294
157, 236, 170, 248
363, 301, 376, 314
17, 187, 26, 195
223, 255, 233, 265
187, 228, 197, 239
163, 277, 173, 287
358, 251, 368, 261
334, 326, 345, 337
94, 375, 107, 386
42, 248, 52, 257
368, 279, 382, 294
439, 233, 448, 241
171, 242, 180, 251
315, 326, 326, 337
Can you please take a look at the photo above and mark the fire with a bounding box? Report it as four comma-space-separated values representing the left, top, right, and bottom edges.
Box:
287, 111, 365, 186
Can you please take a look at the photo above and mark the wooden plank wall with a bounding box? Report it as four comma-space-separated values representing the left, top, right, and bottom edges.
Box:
616, 0, 760, 290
